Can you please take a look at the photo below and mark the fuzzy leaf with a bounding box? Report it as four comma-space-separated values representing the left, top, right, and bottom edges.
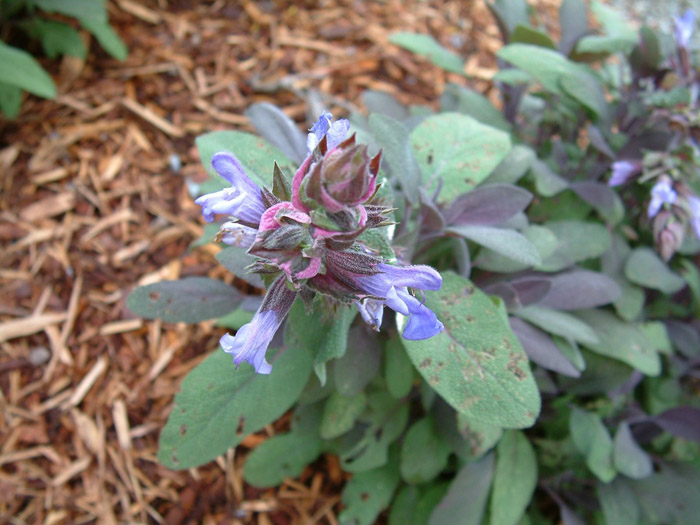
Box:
516, 305, 599, 345
624, 248, 686, 294
389, 33, 465, 75
401, 273, 541, 428
411, 113, 511, 202
490, 431, 538, 525
446, 183, 532, 226
127, 277, 243, 323
79, 18, 127, 61
538, 220, 612, 272
570, 408, 616, 482
440, 84, 511, 131
0, 42, 56, 99
321, 391, 367, 440
243, 431, 321, 487
537, 270, 621, 310
215, 247, 265, 288
158, 345, 313, 469
385, 338, 415, 399
449, 225, 541, 267
245, 103, 307, 164
613, 422, 652, 479
509, 317, 580, 377
35, 0, 107, 22
400, 417, 451, 484
596, 478, 640, 525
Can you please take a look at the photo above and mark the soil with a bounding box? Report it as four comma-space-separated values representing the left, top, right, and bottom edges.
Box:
0, 1, 561, 523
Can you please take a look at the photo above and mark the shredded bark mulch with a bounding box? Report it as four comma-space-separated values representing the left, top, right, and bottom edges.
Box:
0, 1, 560, 523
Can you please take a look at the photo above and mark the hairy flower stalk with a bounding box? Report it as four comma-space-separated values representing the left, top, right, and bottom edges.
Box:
195, 113, 443, 373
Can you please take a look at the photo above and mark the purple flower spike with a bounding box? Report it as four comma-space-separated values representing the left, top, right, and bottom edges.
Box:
689, 195, 700, 240
609, 160, 641, 187
354, 264, 443, 340
220, 277, 297, 374
194, 153, 266, 224
648, 179, 678, 218
307, 112, 350, 153
674, 9, 695, 48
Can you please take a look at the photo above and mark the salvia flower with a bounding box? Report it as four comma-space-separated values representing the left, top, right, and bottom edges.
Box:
674, 9, 695, 49
608, 160, 642, 187
648, 178, 678, 218
194, 112, 443, 373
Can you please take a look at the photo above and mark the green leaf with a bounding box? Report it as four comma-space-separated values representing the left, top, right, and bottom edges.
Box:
401, 273, 541, 428
285, 300, 356, 385
629, 462, 700, 524
400, 417, 451, 484
369, 113, 421, 204
515, 306, 599, 345
596, 478, 640, 525
0, 42, 56, 99
448, 225, 541, 267
613, 279, 645, 321
624, 248, 686, 294
430, 453, 494, 525
158, 345, 313, 469
538, 220, 612, 272
490, 431, 538, 525
215, 307, 254, 331
410, 113, 511, 202
0, 82, 22, 118
576, 35, 637, 55
590, 0, 637, 41
569, 408, 616, 482
385, 338, 415, 399
339, 448, 401, 525
576, 310, 661, 376
390, 485, 450, 525
486, 0, 530, 38
215, 247, 264, 288
321, 391, 367, 440
79, 18, 128, 61
340, 393, 409, 473
243, 431, 322, 487
389, 33, 465, 75
511, 24, 557, 49
333, 324, 380, 397
126, 277, 242, 323
35, 0, 107, 22
613, 422, 652, 479
196, 130, 296, 190
19, 19, 87, 59
529, 159, 568, 197
497, 44, 607, 117
474, 225, 557, 273
441, 84, 511, 132
484, 145, 535, 185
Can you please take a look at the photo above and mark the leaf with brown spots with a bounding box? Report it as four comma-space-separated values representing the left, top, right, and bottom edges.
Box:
401, 272, 540, 428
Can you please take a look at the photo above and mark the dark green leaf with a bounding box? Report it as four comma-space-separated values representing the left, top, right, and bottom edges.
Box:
385, 338, 415, 399
215, 247, 264, 288
79, 18, 127, 61
629, 462, 700, 524
490, 431, 538, 525
158, 345, 313, 469
339, 448, 401, 525
402, 273, 541, 428
0, 82, 22, 118
389, 33, 465, 75
321, 391, 367, 440
126, 277, 243, 323
333, 324, 381, 397
486, 0, 530, 39
511, 25, 557, 49
538, 220, 611, 272
430, 453, 494, 525
35, 0, 107, 22
19, 19, 87, 59
569, 408, 616, 482
243, 430, 322, 487
0, 42, 56, 99
440, 84, 511, 132
596, 478, 640, 525
400, 417, 451, 483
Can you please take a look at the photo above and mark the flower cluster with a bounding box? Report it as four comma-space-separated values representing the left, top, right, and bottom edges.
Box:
195, 113, 443, 373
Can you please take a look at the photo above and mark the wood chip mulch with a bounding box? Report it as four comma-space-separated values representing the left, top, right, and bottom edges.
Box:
0, 1, 560, 523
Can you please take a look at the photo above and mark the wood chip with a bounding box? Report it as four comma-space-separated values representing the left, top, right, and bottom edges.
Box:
121, 98, 185, 138
0, 313, 67, 343
65, 357, 108, 408
99, 319, 143, 336
112, 400, 132, 451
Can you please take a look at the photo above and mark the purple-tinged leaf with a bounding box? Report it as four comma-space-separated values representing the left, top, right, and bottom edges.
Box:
244, 103, 307, 164
613, 422, 653, 479
537, 269, 621, 310
629, 462, 700, 523
570, 181, 623, 223
596, 478, 640, 525
420, 188, 446, 231
653, 407, 700, 442
586, 125, 615, 158
445, 183, 532, 226
665, 321, 700, 358
510, 317, 581, 377
126, 277, 243, 323
483, 282, 518, 309
510, 277, 552, 306
545, 489, 586, 525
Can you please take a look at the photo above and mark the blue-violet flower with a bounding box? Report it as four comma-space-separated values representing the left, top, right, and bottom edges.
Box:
674, 9, 695, 48
648, 179, 678, 218
194, 112, 443, 373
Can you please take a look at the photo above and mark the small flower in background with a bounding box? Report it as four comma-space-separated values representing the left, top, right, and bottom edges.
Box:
674, 9, 695, 49
648, 178, 678, 218
194, 112, 443, 373
688, 195, 700, 239
653, 210, 685, 261
608, 160, 642, 187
